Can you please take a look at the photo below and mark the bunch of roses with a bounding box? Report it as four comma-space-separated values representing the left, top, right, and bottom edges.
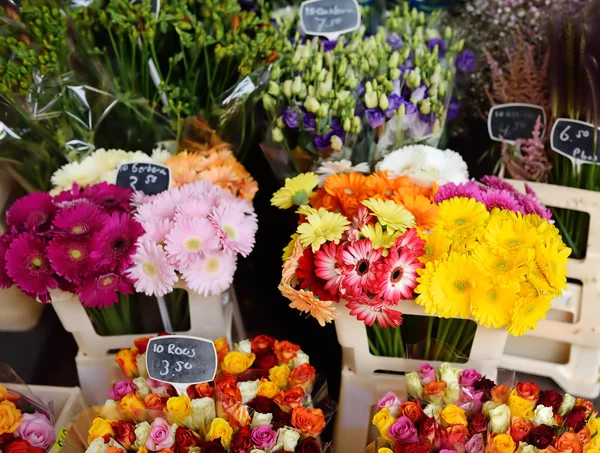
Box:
0, 183, 142, 307
100, 335, 327, 453
0, 384, 56, 453
127, 181, 258, 297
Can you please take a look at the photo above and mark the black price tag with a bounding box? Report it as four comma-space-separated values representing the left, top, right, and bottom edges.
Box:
116, 162, 170, 195
146, 336, 218, 392
551, 118, 600, 165
299, 0, 361, 40
487, 103, 546, 144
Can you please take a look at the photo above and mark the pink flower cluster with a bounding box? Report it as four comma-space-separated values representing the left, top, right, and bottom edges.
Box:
434, 175, 551, 219
128, 181, 258, 297
0, 183, 142, 307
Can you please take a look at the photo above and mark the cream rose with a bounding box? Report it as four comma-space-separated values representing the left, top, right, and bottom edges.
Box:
134, 377, 151, 398
292, 352, 310, 368
444, 384, 460, 405
251, 412, 273, 428
558, 394, 576, 417
483, 401, 500, 417
134, 421, 151, 448
85, 437, 107, 453
276, 427, 301, 451
100, 400, 119, 420
406, 372, 423, 399
235, 340, 252, 354
137, 354, 148, 378
534, 405, 555, 427
439, 363, 461, 388
238, 380, 260, 404
188, 448, 201, 453
488, 404, 511, 433
190, 397, 216, 428
250, 450, 266, 453
423, 403, 442, 423
516, 442, 539, 453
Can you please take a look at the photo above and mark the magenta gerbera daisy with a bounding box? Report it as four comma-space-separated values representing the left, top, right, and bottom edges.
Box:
47, 236, 92, 282
0, 234, 14, 288
90, 212, 144, 273
345, 297, 403, 328
314, 242, 344, 297
182, 251, 236, 296
434, 182, 484, 204
127, 240, 178, 297
481, 175, 517, 193
209, 204, 257, 257
340, 239, 383, 296
481, 189, 520, 212
518, 187, 552, 220
83, 182, 133, 213
6, 192, 55, 234
394, 228, 425, 255
374, 248, 423, 303
53, 202, 106, 237
77, 272, 133, 308
53, 184, 83, 204
164, 217, 220, 268
5, 233, 57, 301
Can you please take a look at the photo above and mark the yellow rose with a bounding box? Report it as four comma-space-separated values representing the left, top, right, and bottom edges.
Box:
137, 447, 148, 453
489, 433, 516, 453
508, 390, 535, 419
166, 395, 191, 420
0, 400, 21, 435
207, 418, 233, 448
379, 449, 394, 453
117, 393, 145, 420
372, 408, 396, 443
88, 417, 114, 443
587, 417, 600, 449
440, 404, 468, 428
222, 352, 255, 374
116, 347, 139, 378
258, 379, 280, 398
269, 365, 291, 388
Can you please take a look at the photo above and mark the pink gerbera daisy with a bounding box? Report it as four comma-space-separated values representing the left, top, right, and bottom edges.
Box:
340, 239, 382, 296
83, 182, 133, 213
130, 190, 155, 207
182, 251, 236, 296
209, 205, 257, 257
179, 180, 215, 199
6, 192, 55, 234
174, 198, 216, 223
135, 197, 177, 224
481, 175, 517, 193
314, 242, 344, 296
127, 240, 178, 297
394, 229, 425, 256
481, 189, 520, 212
164, 217, 220, 268
141, 218, 173, 243
434, 182, 484, 204
77, 272, 133, 308
374, 248, 423, 303
0, 234, 14, 288
47, 236, 92, 282
345, 297, 403, 328
90, 212, 144, 273
5, 233, 57, 301
53, 202, 106, 237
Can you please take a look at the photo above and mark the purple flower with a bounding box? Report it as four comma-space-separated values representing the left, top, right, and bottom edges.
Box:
447, 97, 462, 122
283, 106, 302, 129
387, 416, 419, 443
419, 112, 434, 126
411, 84, 427, 103
417, 364, 437, 384
366, 109, 386, 128
458, 386, 485, 414
386, 94, 403, 118
109, 379, 136, 399
465, 433, 484, 453
458, 369, 482, 386
457, 50, 476, 72
15, 413, 56, 449
251, 426, 277, 450
315, 133, 332, 151
322, 39, 338, 52
331, 117, 345, 140
427, 38, 447, 57
303, 112, 317, 131
400, 99, 418, 116
434, 182, 484, 204
481, 190, 520, 212
387, 33, 404, 51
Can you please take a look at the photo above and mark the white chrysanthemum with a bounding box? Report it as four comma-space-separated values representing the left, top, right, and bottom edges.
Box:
51, 158, 101, 192
152, 147, 172, 163
91, 149, 132, 170
316, 159, 370, 185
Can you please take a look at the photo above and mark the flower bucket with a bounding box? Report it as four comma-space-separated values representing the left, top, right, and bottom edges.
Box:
0, 286, 44, 332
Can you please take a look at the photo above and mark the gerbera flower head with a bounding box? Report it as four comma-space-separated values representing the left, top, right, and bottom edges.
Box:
361, 198, 415, 234
361, 222, 401, 255
297, 208, 350, 252
535, 237, 570, 294
481, 190, 520, 213
437, 197, 489, 240
316, 160, 369, 185
47, 236, 92, 282
374, 247, 423, 303
394, 228, 426, 256
90, 212, 144, 273
77, 272, 133, 308
5, 233, 57, 301
6, 192, 55, 234
515, 192, 552, 220
414, 261, 438, 314
314, 241, 344, 296
209, 204, 258, 257
83, 182, 133, 213
419, 228, 450, 263
480, 176, 517, 193
345, 297, 403, 328
340, 239, 383, 295
323, 172, 368, 217
53, 202, 106, 237
484, 213, 537, 257
283, 233, 300, 261
507, 282, 553, 336
0, 234, 13, 288
278, 282, 337, 326
127, 240, 178, 297
141, 218, 173, 243
470, 281, 516, 329
271, 172, 319, 209
296, 248, 337, 302
473, 244, 530, 292
174, 198, 217, 223
434, 182, 483, 204
164, 217, 220, 268
182, 251, 236, 296
396, 194, 440, 230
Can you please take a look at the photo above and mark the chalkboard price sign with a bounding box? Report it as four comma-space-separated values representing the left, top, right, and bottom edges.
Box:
116, 162, 170, 195
146, 336, 217, 392
487, 103, 546, 144
299, 0, 361, 41
551, 118, 600, 165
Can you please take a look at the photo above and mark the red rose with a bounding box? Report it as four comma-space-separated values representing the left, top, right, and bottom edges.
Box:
175, 427, 198, 451
538, 390, 562, 412
6, 440, 44, 453
274, 340, 301, 363
405, 444, 431, 453
516, 382, 541, 402
230, 426, 252, 453
134, 337, 152, 354
187, 383, 213, 399
294, 437, 321, 453
274, 386, 305, 411
421, 417, 440, 444
564, 407, 587, 432
273, 406, 292, 431
200, 440, 225, 453
442, 425, 469, 450
248, 396, 278, 414
470, 414, 487, 434
528, 425, 553, 449
254, 351, 277, 369
111, 421, 136, 449
0, 434, 15, 449
251, 335, 276, 353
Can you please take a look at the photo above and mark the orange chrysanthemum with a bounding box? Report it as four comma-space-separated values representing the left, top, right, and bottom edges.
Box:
395, 194, 440, 230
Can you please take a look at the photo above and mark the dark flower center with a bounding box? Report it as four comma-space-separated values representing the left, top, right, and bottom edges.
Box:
112, 238, 127, 250
391, 267, 404, 283
356, 259, 369, 275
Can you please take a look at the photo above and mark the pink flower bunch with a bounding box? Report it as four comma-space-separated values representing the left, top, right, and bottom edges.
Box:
434, 175, 551, 219
128, 180, 258, 297
0, 183, 142, 307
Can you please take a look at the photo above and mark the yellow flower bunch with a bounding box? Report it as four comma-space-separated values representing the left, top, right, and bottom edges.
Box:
415, 198, 571, 336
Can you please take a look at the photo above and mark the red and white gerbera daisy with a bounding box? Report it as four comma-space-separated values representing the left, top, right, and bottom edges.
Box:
394, 228, 425, 256
314, 242, 343, 297
374, 247, 423, 303
297, 248, 338, 302
340, 239, 382, 296
345, 296, 403, 328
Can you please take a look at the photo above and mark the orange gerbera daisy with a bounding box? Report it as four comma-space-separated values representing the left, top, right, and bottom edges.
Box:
395, 194, 440, 230
278, 283, 337, 326
311, 188, 342, 214
323, 173, 368, 217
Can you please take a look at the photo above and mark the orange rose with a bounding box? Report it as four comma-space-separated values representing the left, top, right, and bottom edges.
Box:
400, 401, 423, 423
291, 407, 326, 436
516, 382, 540, 403
106, 447, 124, 453
214, 338, 231, 363
144, 394, 165, 411
0, 400, 22, 435
577, 427, 590, 446
491, 385, 511, 404
443, 425, 469, 447
556, 432, 582, 453
158, 449, 174, 453
116, 347, 139, 378
289, 363, 316, 390
250, 335, 275, 353
424, 381, 447, 398
0, 386, 19, 403
215, 375, 242, 402
274, 387, 305, 411
555, 414, 563, 426
117, 393, 145, 420
274, 340, 301, 364
510, 417, 533, 443
576, 399, 594, 417
193, 383, 214, 398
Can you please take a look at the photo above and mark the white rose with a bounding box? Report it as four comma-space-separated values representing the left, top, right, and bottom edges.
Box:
85, 438, 107, 453
423, 403, 442, 423
250, 450, 266, 453
444, 384, 460, 405
190, 397, 216, 428
238, 380, 260, 404
134, 421, 151, 447
516, 442, 539, 453
134, 377, 151, 398
235, 340, 252, 354
482, 401, 500, 418
534, 405, 555, 427
489, 404, 511, 433
439, 363, 461, 388
100, 400, 119, 420
275, 428, 300, 451
251, 412, 273, 428
558, 394, 576, 416
188, 448, 201, 453
406, 372, 423, 399
292, 352, 310, 368
137, 354, 148, 378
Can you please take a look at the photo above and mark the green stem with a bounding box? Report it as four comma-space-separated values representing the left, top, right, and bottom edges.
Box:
445, 319, 467, 362
432, 318, 452, 361
456, 325, 477, 357
368, 335, 380, 356
424, 317, 434, 359
373, 324, 389, 357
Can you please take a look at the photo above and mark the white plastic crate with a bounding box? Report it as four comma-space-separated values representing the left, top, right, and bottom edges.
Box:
335, 301, 507, 379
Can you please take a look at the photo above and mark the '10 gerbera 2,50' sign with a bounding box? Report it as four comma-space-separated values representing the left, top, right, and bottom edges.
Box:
551, 118, 600, 165
299, 0, 361, 41
116, 163, 171, 195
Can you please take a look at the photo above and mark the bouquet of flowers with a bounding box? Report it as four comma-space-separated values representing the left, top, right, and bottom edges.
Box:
78, 335, 332, 453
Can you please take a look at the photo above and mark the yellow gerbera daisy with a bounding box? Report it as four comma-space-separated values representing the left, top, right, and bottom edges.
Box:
361, 198, 415, 234
271, 172, 319, 209
437, 198, 489, 240
484, 213, 537, 257
473, 245, 531, 292
296, 208, 350, 252
535, 238, 571, 294
419, 228, 451, 263
361, 222, 401, 255
471, 280, 517, 328
282, 233, 300, 261
415, 261, 439, 314
507, 282, 553, 336
296, 205, 317, 216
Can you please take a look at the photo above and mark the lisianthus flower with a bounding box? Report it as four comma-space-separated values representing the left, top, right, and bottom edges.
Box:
374, 248, 423, 303
296, 208, 350, 252
127, 240, 178, 297
83, 182, 133, 213
345, 297, 403, 328
53, 202, 105, 237
278, 282, 337, 326
314, 242, 344, 296
91, 212, 144, 273
340, 239, 382, 295
362, 198, 415, 234
164, 217, 220, 268
77, 272, 133, 308
47, 236, 92, 282
5, 192, 55, 234
182, 251, 236, 296
271, 173, 319, 209
209, 205, 257, 257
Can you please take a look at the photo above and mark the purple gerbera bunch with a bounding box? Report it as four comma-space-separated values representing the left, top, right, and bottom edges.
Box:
0, 183, 143, 307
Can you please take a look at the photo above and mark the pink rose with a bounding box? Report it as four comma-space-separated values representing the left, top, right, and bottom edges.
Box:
146, 379, 172, 398
109, 380, 135, 400
15, 413, 56, 450
457, 386, 484, 414
146, 417, 174, 451
388, 416, 419, 443
377, 391, 403, 417
251, 426, 277, 450
418, 364, 437, 384
458, 369, 482, 386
